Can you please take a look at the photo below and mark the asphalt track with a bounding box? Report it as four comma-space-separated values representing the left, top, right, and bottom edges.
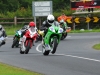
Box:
0, 32, 100, 75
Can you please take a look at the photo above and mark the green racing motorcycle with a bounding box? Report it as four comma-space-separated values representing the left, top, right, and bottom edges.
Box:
42, 24, 63, 56
11, 30, 21, 48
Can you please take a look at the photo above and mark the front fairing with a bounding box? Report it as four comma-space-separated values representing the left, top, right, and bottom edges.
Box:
25, 29, 37, 48
15, 30, 21, 39
25, 29, 37, 40
44, 25, 63, 45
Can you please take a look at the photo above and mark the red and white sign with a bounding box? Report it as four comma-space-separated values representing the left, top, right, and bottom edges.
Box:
71, 0, 100, 10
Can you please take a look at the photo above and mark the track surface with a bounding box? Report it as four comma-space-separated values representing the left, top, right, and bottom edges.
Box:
0, 32, 100, 75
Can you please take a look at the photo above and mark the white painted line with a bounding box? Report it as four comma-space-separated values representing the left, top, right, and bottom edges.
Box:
36, 43, 42, 52
36, 43, 100, 63
66, 36, 71, 38
55, 54, 100, 62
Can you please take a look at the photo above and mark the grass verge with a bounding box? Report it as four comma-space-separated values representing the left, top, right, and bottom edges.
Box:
93, 43, 100, 50
0, 62, 43, 75
3, 25, 100, 35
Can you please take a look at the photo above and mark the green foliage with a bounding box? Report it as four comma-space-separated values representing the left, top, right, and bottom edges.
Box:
15, 7, 32, 17
0, 6, 32, 18
0, 0, 71, 18
1, 0, 100, 30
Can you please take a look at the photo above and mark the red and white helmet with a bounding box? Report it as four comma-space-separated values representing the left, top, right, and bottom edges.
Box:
29, 21, 35, 27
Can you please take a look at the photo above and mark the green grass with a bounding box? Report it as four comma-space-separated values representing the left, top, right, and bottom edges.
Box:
0, 62, 43, 75
5, 25, 100, 35
4, 25, 24, 35
93, 43, 100, 50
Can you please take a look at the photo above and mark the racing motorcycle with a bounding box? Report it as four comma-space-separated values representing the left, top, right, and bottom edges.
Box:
42, 24, 63, 56
20, 28, 38, 54
0, 36, 5, 47
61, 27, 71, 40
11, 30, 21, 48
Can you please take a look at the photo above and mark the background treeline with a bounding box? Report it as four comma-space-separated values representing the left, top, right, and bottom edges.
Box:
0, 0, 71, 18
0, 0, 100, 30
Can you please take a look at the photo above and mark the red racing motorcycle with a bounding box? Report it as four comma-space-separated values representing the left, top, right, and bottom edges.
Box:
20, 28, 38, 54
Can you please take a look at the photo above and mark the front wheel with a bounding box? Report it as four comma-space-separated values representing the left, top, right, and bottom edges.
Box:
12, 39, 19, 48
24, 41, 31, 54
20, 42, 25, 54
51, 38, 58, 54
42, 43, 50, 56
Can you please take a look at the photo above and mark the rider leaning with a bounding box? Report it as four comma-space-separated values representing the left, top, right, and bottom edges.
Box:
18, 25, 29, 45
0, 25, 7, 46
40, 14, 59, 38
19, 21, 37, 46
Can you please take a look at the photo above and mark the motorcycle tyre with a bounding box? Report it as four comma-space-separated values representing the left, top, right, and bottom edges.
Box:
20, 46, 24, 54
61, 32, 67, 40
24, 41, 31, 54
51, 38, 58, 54
42, 44, 50, 56
15, 43, 19, 48
12, 39, 18, 48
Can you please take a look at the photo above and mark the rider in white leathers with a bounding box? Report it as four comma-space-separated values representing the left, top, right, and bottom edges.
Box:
0, 25, 7, 47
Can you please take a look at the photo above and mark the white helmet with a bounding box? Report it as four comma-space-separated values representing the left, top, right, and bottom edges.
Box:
60, 19, 64, 24
47, 14, 55, 25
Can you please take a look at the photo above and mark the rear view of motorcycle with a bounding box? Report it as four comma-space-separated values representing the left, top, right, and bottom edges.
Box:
42, 24, 63, 56
11, 30, 21, 48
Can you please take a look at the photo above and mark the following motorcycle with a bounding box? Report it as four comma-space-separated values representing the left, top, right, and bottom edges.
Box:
0, 36, 6, 47
42, 24, 63, 56
61, 27, 71, 40
11, 30, 21, 48
20, 28, 38, 54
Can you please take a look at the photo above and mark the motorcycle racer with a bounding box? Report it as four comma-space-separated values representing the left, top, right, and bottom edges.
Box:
0, 25, 7, 47
40, 14, 59, 38
21, 21, 38, 46
59, 19, 68, 31
19, 22, 38, 45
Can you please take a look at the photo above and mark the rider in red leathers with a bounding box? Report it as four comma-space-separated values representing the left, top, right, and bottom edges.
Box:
22, 21, 38, 46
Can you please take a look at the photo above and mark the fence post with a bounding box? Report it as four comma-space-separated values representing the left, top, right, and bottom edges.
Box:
14, 16, 17, 26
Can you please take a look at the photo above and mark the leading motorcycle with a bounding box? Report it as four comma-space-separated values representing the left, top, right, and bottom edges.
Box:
42, 24, 63, 56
